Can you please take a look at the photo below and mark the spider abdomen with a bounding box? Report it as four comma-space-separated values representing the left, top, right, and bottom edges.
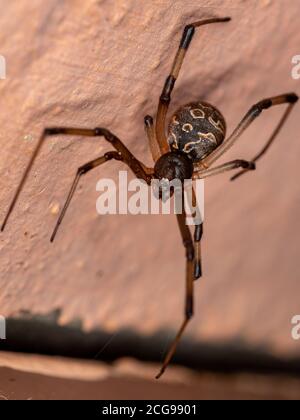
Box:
168, 101, 226, 162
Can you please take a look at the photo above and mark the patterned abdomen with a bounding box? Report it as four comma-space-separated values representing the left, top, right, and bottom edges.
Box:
168, 101, 226, 162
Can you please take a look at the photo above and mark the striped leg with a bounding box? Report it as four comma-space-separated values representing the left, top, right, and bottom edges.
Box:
1, 127, 153, 231
155, 17, 231, 155
156, 191, 195, 379
144, 115, 161, 162
202, 93, 299, 168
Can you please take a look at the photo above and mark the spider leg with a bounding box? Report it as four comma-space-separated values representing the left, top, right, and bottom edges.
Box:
156, 17, 231, 155
50, 151, 123, 242
192, 186, 203, 280
156, 192, 194, 379
231, 102, 297, 181
194, 223, 203, 280
193, 160, 256, 179
144, 115, 161, 162
1, 127, 153, 231
202, 93, 299, 168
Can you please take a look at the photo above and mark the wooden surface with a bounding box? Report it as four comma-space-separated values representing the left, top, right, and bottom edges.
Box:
0, 352, 300, 400
0, 0, 300, 378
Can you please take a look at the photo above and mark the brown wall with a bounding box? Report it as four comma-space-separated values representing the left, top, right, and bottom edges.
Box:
0, 0, 299, 367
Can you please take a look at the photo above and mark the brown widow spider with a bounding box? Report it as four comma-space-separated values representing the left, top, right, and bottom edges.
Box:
1, 17, 298, 379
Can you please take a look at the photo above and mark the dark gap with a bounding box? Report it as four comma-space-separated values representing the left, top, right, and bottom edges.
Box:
1, 316, 300, 378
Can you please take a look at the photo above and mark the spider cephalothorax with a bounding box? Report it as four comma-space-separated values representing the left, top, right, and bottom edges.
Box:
168, 101, 226, 161
154, 151, 193, 182
153, 151, 194, 200
2, 16, 298, 380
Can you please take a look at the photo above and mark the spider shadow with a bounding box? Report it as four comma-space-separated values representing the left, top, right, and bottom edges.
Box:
1, 311, 300, 378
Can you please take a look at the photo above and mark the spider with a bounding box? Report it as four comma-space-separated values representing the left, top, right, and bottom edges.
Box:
1, 17, 298, 379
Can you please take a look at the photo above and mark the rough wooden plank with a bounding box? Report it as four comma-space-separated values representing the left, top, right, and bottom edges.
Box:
0, 353, 300, 400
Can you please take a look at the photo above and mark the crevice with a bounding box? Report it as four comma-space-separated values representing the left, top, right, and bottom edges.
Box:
1, 314, 300, 378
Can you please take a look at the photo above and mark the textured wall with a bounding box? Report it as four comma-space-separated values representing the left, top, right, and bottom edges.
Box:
0, 0, 299, 364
